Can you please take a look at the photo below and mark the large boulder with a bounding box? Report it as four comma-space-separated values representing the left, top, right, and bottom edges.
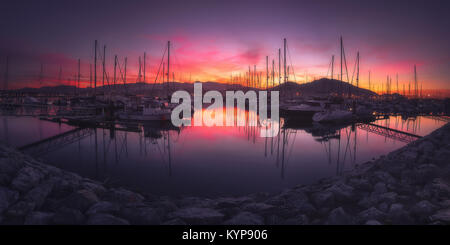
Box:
0, 187, 19, 214
87, 213, 129, 225
10, 167, 44, 193
223, 212, 264, 225
326, 207, 353, 225
169, 207, 224, 225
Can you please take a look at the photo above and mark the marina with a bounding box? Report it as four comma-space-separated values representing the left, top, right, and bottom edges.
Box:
0, 106, 446, 197
0, 0, 449, 228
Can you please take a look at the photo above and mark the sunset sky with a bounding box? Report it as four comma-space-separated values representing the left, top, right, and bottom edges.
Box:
1, 0, 449, 92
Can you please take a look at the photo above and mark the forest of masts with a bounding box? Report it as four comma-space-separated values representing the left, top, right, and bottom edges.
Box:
1, 37, 425, 98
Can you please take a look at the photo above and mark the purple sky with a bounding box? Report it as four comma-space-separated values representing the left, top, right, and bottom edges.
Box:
0, 0, 449, 91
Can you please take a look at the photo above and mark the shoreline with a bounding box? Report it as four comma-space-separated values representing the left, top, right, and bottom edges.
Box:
0, 123, 449, 225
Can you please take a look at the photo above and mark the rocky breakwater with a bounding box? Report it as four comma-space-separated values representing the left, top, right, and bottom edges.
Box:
1, 123, 450, 225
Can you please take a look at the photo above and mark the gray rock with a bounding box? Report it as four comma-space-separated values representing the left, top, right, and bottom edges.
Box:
414, 164, 439, 185
51, 208, 85, 225
87, 213, 129, 225
311, 191, 335, 208
150, 200, 178, 213
373, 182, 387, 194
242, 202, 275, 214
0, 157, 24, 175
365, 220, 382, 225
429, 178, 450, 199
60, 189, 99, 212
169, 207, 224, 225
177, 197, 214, 208
378, 192, 398, 204
275, 214, 309, 225
215, 197, 253, 208
81, 181, 107, 196
439, 200, 450, 208
371, 171, 396, 185
411, 200, 437, 217
378, 202, 389, 213
358, 207, 386, 223
266, 214, 312, 225
0, 187, 19, 214
10, 167, 44, 193
104, 188, 144, 204
326, 207, 353, 225
119, 207, 161, 225
23, 181, 55, 209
24, 212, 54, 225
401, 149, 418, 162
162, 218, 187, 225
6, 201, 35, 217
0, 173, 12, 186
387, 203, 414, 224
223, 212, 264, 225
348, 178, 372, 191
326, 183, 355, 202
432, 148, 450, 166
418, 141, 434, 154
429, 209, 450, 223
86, 201, 120, 215
388, 203, 404, 216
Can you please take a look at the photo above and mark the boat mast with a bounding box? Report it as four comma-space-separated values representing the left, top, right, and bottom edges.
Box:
356, 52, 359, 89
414, 64, 417, 98
396, 73, 399, 94
162, 62, 165, 96
124, 57, 127, 92
77, 59, 80, 93
138, 56, 142, 83
283, 38, 287, 83
254, 65, 256, 88
3, 56, 9, 91
113, 55, 117, 87
272, 59, 275, 88
167, 41, 170, 97
94, 40, 97, 97
266, 56, 269, 90
102, 45, 106, 87
39, 63, 43, 87
58, 65, 62, 85
143, 52, 146, 83
331, 55, 334, 80
248, 66, 250, 88
278, 48, 281, 86
340, 36, 343, 96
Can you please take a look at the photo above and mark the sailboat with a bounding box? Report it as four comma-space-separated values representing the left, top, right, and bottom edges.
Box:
312, 108, 353, 123
118, 41, 173, 122
118, 99, 171, 121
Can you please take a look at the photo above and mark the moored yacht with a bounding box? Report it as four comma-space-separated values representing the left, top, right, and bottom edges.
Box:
280, 100, 327, 120
118, 99, 171, 121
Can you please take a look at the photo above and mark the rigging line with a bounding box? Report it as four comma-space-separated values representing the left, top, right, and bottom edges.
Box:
350, 55, 357, 85
326, 57, 333, 78
286, 43, 297, 83
343, 45, 350, 82
151, 45, 168, 93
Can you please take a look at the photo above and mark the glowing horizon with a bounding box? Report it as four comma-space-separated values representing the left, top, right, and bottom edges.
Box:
1, 1, 449, 92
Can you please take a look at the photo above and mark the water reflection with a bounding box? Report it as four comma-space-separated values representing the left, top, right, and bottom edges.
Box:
0, 107, 447, 197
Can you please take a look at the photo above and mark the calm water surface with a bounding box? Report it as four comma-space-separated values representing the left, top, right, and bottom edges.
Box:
0, 108, 446, 197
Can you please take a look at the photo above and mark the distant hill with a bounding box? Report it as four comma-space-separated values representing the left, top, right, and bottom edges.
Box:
273, 78, 377, 97
10, 78, 378, 97
15, 85, 78, 94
